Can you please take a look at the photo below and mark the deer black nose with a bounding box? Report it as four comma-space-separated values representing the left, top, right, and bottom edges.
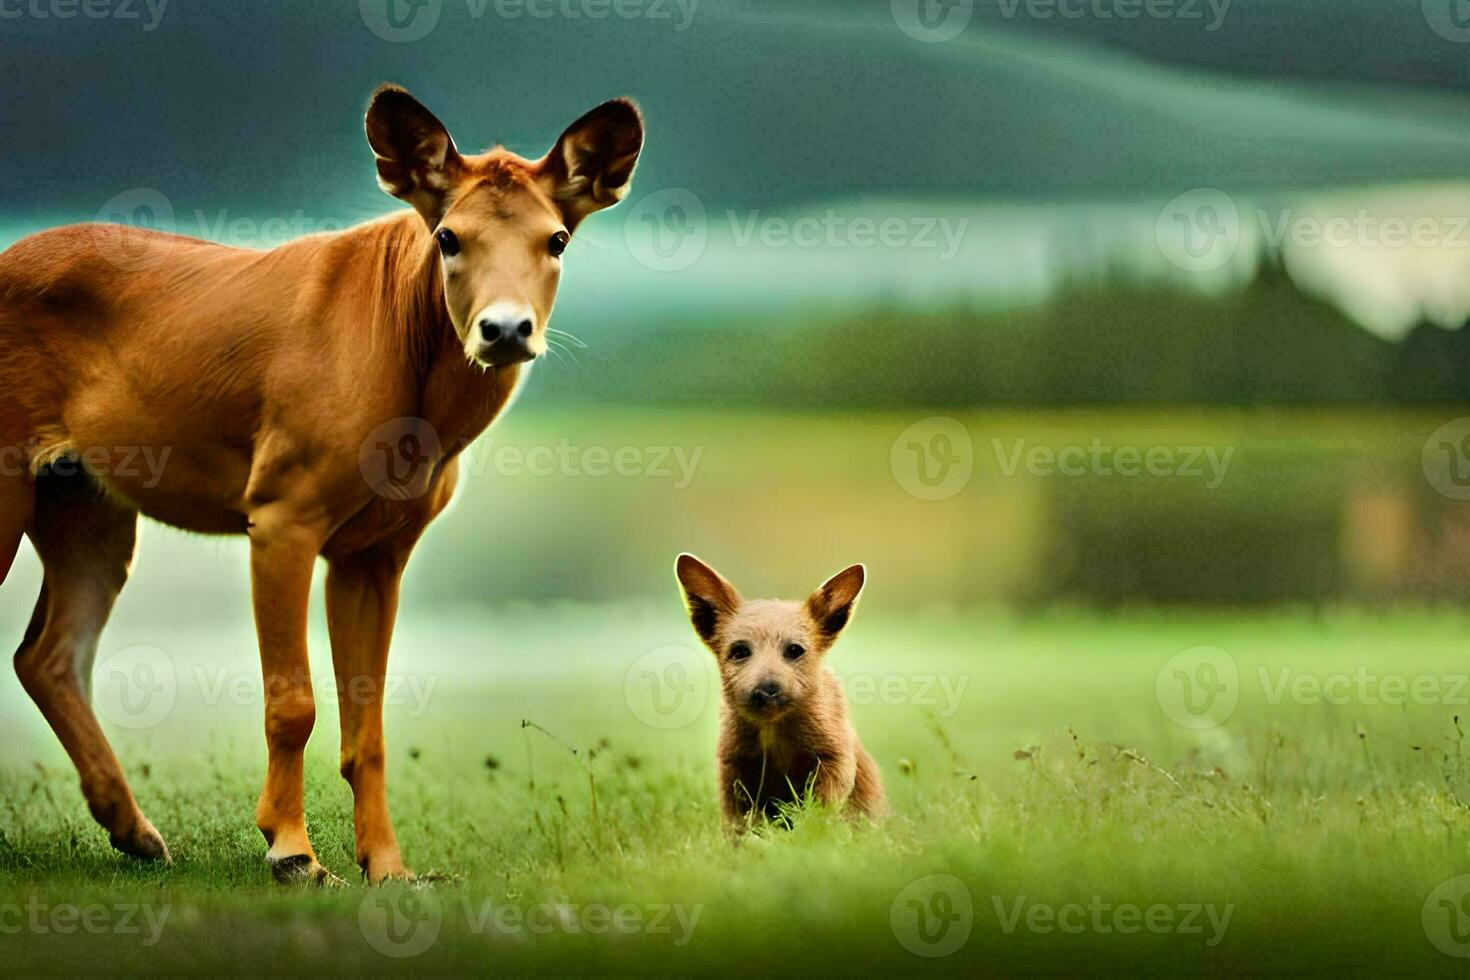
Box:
473, 306, 538, 365
478, 317, 535, 342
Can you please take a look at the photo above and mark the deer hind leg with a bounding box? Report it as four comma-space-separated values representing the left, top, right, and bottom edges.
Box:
0, 471, 32, 587
15, 467, 168, 862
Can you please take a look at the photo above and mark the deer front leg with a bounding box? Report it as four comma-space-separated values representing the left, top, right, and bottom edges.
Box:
248, 512, 335, 885
326, 547, 411, 883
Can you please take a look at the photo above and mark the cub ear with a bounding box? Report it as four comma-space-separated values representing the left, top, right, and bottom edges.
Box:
365, 84, 464, 227
538, 98, 644, 232
675, 553, 741, 643
807, 564, 866, 640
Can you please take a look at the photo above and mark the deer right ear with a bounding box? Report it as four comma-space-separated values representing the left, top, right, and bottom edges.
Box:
675, 554, 741, 643
365, 84, 464, 227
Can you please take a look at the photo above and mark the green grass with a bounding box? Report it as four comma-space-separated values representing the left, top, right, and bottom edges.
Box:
1, 605, 1469, 974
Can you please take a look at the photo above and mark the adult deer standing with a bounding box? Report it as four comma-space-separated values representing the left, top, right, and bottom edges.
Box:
0, 85, 643, 883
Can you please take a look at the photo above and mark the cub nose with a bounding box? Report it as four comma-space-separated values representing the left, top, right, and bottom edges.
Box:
750, 681, 783, 706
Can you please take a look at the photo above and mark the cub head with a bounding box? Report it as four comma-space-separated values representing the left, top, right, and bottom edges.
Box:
675, 554, 866, 725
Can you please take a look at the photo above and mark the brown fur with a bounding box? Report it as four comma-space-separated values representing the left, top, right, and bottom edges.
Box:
674, 555, 885, 827
0, 85, 643, 883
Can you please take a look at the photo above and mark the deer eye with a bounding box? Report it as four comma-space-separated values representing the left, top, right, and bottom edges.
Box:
728, 642, 752, 662
435, 228, 460, 257
549, 230, 569, 258
784, 643, 806, 661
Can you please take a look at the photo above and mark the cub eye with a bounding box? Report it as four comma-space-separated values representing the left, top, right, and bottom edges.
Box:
728, 642, 752, 662
548, 230, 569, 258
784, 643, 806, 661
435, 228, 460, 257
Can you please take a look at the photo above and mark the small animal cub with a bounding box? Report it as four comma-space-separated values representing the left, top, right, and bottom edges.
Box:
675, 554, 884, 826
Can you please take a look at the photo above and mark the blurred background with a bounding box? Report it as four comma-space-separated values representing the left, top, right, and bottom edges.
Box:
2, 0, 1470, 618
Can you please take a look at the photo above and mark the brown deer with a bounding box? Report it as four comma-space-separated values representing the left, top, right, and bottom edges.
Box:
0, 84, 643, 883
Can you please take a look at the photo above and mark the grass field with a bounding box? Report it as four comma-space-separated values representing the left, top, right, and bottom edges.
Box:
1, 604, 1469, 974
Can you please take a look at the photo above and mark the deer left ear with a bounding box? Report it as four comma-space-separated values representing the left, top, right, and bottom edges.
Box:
365, 84, 465, 227
807, 564, 866, 640
539, 98, 644, 231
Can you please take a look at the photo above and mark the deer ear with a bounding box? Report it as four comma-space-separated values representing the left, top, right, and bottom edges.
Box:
365, 84, 464, 227
675, 553, 741, 643
807, 565, 866, 640
539, 98, 644, 231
